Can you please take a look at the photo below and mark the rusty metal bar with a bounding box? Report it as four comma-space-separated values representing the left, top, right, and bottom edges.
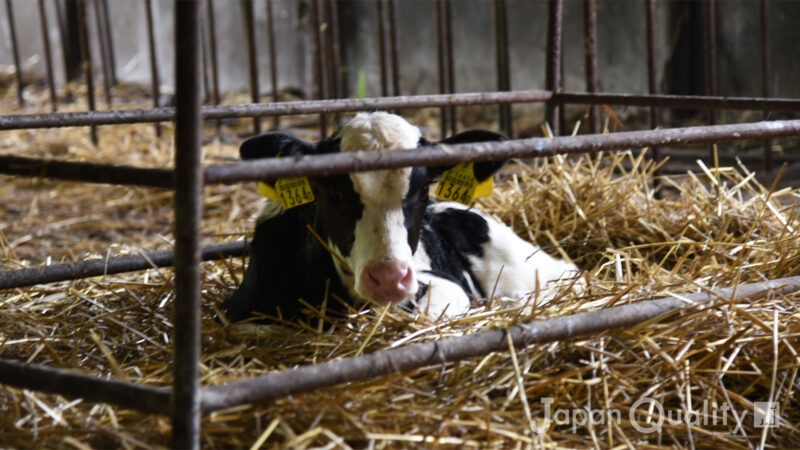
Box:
387, 0, 400, 97
0, 154, 173, 187
100, 0, 116, 83
4, 0, 24, 107
5, 119, 799, 189
172, 0, 204, 446
443, 0, 456, 134
0, 241, 247, 291
203, 120, 800, 185
265, 0, 279, 130
0, 104, 170, 130
5, 271, 799, 419
0, 359, 171, 416
545, 0, 563, 136
144, 0, 161, 137
761, 0, 773, 171
582, 0, 600, 134
322, 0, 341, 124
0, 91, 553, 130
435, 0, 448, 137
645, 0, 661, 162
76, 0, 97, 144
376, 0, 388, 97
705, 0, 718, 107
494, 0, 512, 137
206, 0, 222, 134
38, 0, 58, 112
54, 0, 71, 86
200, 5, 211, 103
705, 0, 718, 160
760, 0, 772, 94
551, 92, 800, 111
5, 90, 800, 131
310, 0, 327, 137
93, 0, 112, 107
242, 0, 261, 135
202, 275, 800, 412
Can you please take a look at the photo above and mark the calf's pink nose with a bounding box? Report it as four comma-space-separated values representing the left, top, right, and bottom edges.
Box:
362, 263, 414, 304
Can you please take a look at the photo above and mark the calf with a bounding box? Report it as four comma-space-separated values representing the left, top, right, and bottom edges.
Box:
222, 112, 579, 322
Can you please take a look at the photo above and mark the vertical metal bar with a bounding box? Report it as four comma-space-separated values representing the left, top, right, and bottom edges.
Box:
200, 7, 211, 103
144, 0, 161, 137
93, 0, 113, 106
494, 0, 512, 137
265, 0, 279, 130
172, 0, 203, 447
77, 0, 97, 144
376, 0, 388, 97
4, 0, 25, 107
55, 0, 78, 85
38, 0, 58, 112
545, 0, 563, 136
645, 0, 661, 159
705, 0, 717, 160
55, 0, 70, 82
99, 0, 116, 84
645, 0, 660, 131
323, 0, 342, 124
206, 0, 222, 134
645, 0, 662, 195
705, 0, 718, 105
435, 0, 448, 138
311, 0, 328, 137
432, 0, 458, 136
761, 0, 773, 171
242, 0, 261, 135
582, 0, 600, 134
387, 0, 400, 97
443, 0, 456, 134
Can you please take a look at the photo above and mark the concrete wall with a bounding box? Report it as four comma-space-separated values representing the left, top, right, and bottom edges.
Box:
715, 0, 800, 98
0, 0, 310, 96
0, 0, 797, 100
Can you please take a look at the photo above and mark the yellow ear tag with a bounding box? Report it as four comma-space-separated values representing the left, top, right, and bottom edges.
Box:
258, 181, 281, 201
257, 177, 315, 209
435, 162, 493, 205
473, 172, 494, 198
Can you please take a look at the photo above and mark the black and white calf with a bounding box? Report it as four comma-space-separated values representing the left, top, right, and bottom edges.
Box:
222, 112, 579, 322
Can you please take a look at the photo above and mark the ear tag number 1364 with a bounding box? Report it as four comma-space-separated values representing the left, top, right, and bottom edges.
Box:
258, 177, 315, 210
435, 162, 493, 205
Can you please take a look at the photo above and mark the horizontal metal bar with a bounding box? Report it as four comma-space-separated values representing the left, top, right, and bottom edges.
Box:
0, 107, 175, 131
0, 91, 553, 130
203, 120, 800, 184
0, 241, 247, 290
3, 120, 799, 188
6, 276, 798, 417
553, 92, 800, 112
0, 155, 174, 188
201, 275, 800, 412
0, 359, 171, 415
3, 90, 800, 131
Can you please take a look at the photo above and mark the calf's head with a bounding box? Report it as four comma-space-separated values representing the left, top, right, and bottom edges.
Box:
241, 112, 506, 306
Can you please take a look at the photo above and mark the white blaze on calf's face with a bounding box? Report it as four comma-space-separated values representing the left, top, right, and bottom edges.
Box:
334, 112, 422, 303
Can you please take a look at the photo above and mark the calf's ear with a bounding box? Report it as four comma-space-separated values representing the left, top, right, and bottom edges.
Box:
427, 130, 508, 181
239, 133, 316, 160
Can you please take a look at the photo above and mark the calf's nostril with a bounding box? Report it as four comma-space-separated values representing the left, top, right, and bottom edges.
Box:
367, 270, 380, 286
397, 267, 413, 290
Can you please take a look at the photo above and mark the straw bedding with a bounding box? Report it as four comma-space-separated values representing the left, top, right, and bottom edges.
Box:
1, 91, 799, 448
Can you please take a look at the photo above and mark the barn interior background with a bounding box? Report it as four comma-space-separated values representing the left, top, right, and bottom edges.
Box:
1, 0, 800, 448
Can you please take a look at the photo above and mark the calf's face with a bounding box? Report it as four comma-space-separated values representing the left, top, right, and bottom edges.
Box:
240, 112, 505, 307
322, 112, 425, 304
